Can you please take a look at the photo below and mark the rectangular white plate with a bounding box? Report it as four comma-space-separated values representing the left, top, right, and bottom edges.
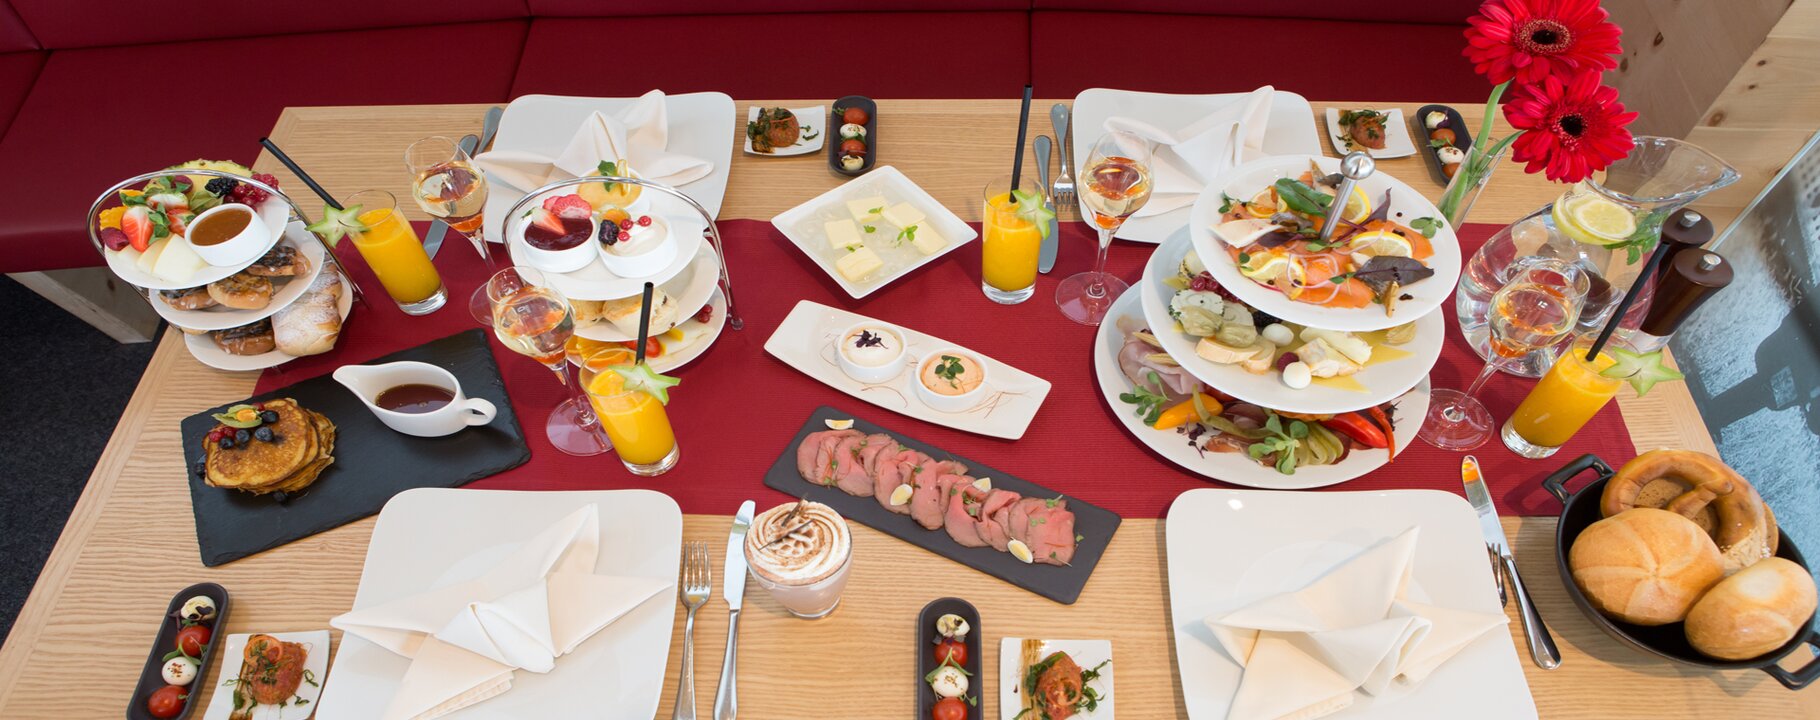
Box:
202, 630, 331, 720
763, 300, 1050, 439
314, 489, 681, 720
771, 165, 978, 299
481, 92, 736, 242
1000, 637, 1116, 719
1326, 107, 1418, 159
1165, 488, 1536, 720
743, 105, 825, 156
1070, 88, 1323, 244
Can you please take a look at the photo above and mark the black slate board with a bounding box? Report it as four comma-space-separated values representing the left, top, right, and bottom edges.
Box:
917, 597, 983, 720
128, 582, 229, 720
181, 329, 529, 566
763, 406, 1120, 604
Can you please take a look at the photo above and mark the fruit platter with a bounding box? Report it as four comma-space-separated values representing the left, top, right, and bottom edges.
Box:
1189, 154, 1462, 332
95, 161, 291, 291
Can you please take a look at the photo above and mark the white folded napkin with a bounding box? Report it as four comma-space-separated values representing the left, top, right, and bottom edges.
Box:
332, 505, 671, 720
474, 89, 714, 194
1103, 86, 1273, 218
1205, 527, 1506, 720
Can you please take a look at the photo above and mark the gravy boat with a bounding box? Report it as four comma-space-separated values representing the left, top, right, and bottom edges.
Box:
332, 361, 497, 437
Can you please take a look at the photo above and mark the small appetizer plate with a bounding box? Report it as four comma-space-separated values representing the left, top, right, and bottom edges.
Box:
1190, 154, 1462, 332
181, 271, 354, 372
1140, 234, 1443, 415
743, 105, 825, 156
1095, 287, 1430, 489
1000, 637, 1115, 720
503, 192, 706, 301
105, 196, 290, 291
200, 630, 331, 720
1325, 107, 1417, 159
152, 231, 326, 331
1412, 104, 1474, 186
568, 288, 727, 374
828, 95, 878, 177
918, 598, 984, 720
573, 243, 721, 342
763, 300, 1050, 439
130, 582, 230, 720
772, 165, 978, 299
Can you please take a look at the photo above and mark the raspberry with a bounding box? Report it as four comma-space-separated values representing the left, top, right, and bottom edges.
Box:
1275, 352, 1300, 370
636, 215, 652, 227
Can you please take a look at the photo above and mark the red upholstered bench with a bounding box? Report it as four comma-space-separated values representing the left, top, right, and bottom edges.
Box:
0, 1, 40, 141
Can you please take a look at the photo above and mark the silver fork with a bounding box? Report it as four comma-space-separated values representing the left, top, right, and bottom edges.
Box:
1488, 543, 1508, 607
671, 541, 711, 720
1050, 103, 1076, 213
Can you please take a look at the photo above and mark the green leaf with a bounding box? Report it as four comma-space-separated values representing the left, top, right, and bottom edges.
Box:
1218, 192, 1237, 214
1409, 216, 1441, 238
1272, 178, 1332, 216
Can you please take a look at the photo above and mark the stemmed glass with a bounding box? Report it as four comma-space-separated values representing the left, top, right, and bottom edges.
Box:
1419, 257, 1590, 450
406, 135, 495, 323
1057, 131, 1152, 326
484, 266, 611, 457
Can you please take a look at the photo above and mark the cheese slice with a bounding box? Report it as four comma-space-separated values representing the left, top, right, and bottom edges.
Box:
1309, 375, 1369, 392
909, 224, 947, 255
834, 247, 884, 282
824, 219, 864, 250
152, 237, 208, 283
135, 239, 169, 274
881, 202, 925, 229
846, 196, 886, 223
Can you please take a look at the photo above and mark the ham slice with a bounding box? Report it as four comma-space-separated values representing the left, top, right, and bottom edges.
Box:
910, 472, 956, 530
797, 430, 860, 485
1026, 504, 1077, 566
976, 489, 1022, 551
943, 481, 989, 548
833, 433, 891, 496
873, 448, 928, 515
1119, 334, 1201, 401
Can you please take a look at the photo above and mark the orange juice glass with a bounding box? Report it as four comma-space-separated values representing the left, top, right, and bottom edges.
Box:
981, 176, 1043, 304
1501, 334, 1629, 458
344, 190, 446, 314
582, 347, 679, 476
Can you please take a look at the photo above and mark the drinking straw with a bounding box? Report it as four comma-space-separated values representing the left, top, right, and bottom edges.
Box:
634, 281, 656, 365
258, 137, 342, 210
1585, 241, 1673, 360
1009, 85, 1034, 195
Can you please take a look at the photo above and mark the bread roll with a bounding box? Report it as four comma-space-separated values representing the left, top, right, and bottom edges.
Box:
599, 291, 678, 336
1686, 557, 1817, 660
1570, 508, 1725, 625
273, 272, 343, 356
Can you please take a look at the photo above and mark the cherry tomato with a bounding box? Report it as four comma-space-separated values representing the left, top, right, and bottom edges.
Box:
616, 338, 664, 358
933, 639, 968, 666
1442, 162, 1459, 179
842, 107, 870, 125
1428, 128, 1456, 146
175, 624, 211, 657
931, 696, 967, 720
146, 685, 188, 719
840, 138, 868, 157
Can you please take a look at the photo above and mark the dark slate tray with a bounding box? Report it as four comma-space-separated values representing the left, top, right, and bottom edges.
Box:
828, 95, 878, 177
127, 582, 229, 720
763, 406, 1120, 604
916, 597, 983, 720
1412, 103, 1474, 187
181, 329, 529, 566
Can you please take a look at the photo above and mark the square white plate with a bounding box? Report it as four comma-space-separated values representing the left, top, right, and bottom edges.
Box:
763, 300, 1050, 439
743, 105, 825, 156
770, 165, 978, 299
1000, 637, 1115, 719
201, 630, 331, 720
1165, 488, 1536, 720
1070, 89, 1324, 244
315, 489, 681, 720
481, 92, 736, 242
1325, 107, 1418, 159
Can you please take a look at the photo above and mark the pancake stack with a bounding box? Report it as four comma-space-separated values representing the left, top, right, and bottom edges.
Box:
203, 398, 335, 495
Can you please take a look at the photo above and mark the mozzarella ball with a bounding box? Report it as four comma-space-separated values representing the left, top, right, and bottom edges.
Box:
1424, 111, 1448, 129
1282, 361, 1313, 389
839, 123, 867, 140
930, 665, 969, 698
840, 155, 864, 171
162, 657, 199, 686
1261, 323, 1295, 347
180, 596, 217, 623
1437, 146, 1466, 165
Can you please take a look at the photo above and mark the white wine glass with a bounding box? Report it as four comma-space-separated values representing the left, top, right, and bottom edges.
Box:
1057, 130, 1151, 326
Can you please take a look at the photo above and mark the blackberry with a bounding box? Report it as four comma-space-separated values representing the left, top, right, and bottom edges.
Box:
205, 177, 239, 196
599, 223, 619, 246
254, 426, 274, 442
1252, 310, 1281, 329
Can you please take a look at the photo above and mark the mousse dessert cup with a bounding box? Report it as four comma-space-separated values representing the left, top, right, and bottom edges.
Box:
744, 501, 854, 619
598, 212, 677, 278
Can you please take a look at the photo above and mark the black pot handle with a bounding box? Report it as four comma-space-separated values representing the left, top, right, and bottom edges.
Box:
1541, 454, 1613, 505
1764, 628, 1820, 690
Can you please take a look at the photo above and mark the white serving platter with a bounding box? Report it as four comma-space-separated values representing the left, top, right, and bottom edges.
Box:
1000, 637, 1115, 719
103, 196, 290, 290
1189, 154, 1463, 332
182, 268, 355, 372
573, 243, 720, 342
481, 92, 736, 243
771, 165, 978, 299
1325, 107, 1418, 159
1140, 233, 1444, 414
1095, 286, 1428, 489
569, 287, 727, 375
200, 630, 331, 720
315, 488, 681, 720
1070, 88, 1324, 244
504, 201, 705, 301
743, 105, 826, 156
1165, 488, 1536, 720
763, 300, 1051, 440
152, 229, 326, 331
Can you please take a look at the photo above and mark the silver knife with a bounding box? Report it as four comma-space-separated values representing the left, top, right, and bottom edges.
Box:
712, 501, 755, 720
1034, 135, 1060, 273
422, 132, 479, 259
1463, 456, 1562, 670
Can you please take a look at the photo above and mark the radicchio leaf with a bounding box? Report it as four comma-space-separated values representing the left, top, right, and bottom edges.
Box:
1352, 256, 1434, 294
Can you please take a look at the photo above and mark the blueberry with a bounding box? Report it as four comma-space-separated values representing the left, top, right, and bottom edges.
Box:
218, 437, 233, 450
192, 461, 207, 477
235, 429, 250, 445
272, 491, 290, 504
260, 410, 279, 424
254, 426, 274, 442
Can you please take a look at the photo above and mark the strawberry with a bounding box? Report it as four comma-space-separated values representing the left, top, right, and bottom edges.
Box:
121, 205, 153, 251
529, 208, 565, 236
146, 192, 189, 215
166, 210, 193, 237
541, 194, 592, 220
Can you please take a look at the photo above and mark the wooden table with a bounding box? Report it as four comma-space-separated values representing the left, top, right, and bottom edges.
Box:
1, 100, 1810, 719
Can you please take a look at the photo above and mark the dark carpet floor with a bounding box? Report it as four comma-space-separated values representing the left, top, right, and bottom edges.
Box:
0, 276, 157, 640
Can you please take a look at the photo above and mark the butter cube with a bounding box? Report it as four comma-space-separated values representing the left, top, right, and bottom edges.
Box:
824, 219, 863, 250
909, 224, 947, 255
881, 202, 924, 229
846, 196, 886, 223
834, 246, 884, 282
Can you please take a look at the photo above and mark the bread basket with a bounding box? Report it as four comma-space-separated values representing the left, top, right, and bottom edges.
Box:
1543, 453, 1820, 689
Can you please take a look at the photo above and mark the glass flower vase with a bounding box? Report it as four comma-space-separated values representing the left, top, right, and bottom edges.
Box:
1438, 142, 1508, 228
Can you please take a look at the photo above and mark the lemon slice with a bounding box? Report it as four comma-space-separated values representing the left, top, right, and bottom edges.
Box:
1239, 252, 1290, 282
1340, 186, 1372, 224
1246, 188, 1278, 218
1553, 192, 1637, 246
1347, 230, 1414, 258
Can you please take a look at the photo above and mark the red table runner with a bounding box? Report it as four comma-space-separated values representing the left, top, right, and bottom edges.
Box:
257, 220, 1636, 518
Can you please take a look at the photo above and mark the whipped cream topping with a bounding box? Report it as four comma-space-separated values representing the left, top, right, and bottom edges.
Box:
745, 501, 852, 586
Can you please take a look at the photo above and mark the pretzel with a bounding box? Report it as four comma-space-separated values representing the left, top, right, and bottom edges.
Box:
1601, 449, 1775, 573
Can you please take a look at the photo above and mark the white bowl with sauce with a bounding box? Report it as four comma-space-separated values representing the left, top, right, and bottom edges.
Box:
913, 348, 989, 413
598, 215, 678, 278
835, 322, 906, 384
187, 203, 273, 267
514, 213, 600, 274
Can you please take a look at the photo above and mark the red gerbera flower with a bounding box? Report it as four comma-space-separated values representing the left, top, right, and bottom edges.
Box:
1504, 71, 1638, 183
1463, 0, 1622, 86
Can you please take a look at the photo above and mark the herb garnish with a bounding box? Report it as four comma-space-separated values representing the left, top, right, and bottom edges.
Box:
933, 354, 966, 389
1247, 413, 1308, 475
1409, 216, 1441, 238
1117, 371, 1169, 425
1272, 178, 1333, 216
1218, 191, 1238, 214
894, 224, 918, 247
595, 160, 621, 194
852, 330, 886, 349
